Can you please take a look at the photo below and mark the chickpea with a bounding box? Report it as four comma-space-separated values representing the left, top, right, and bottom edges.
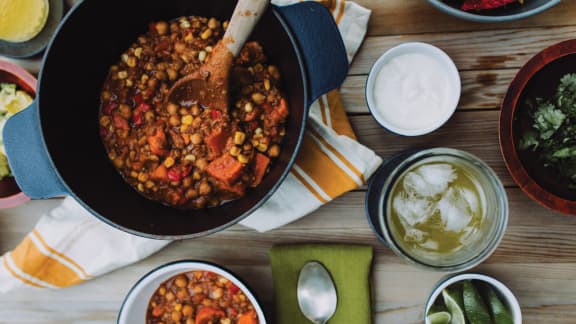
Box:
155, 70, 167, 81
174, 276, 188, 288
211, 287, 223, 300
186, 319, 194, 324
147, 78, 158, 90
145, 110, 155, 122
252, 92, 266, 105
185, 188, 198, 199
208, 18, 219, 29
195, 158, 208, 171
171, 310, 182, 322
174, 42, 186, 53
190, 133, 202, 145
199, 181, 212, 195
169, 115, 181, 126
182, 305, 193, 317
268, 144, 281, 158
155, 21, 168, 35
176, 288, 189, 300
101, 91, 112, 101
167, 103, 179, 115
191, 105, 201, 116
165, 291, 175, 301
119, 104, 132, 119
167, 68, 178, 81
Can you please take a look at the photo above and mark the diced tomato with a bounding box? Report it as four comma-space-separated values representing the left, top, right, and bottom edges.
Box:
211, 109, 222, 119
167, 169, 182, 182
137, 102, 151, 112
113, 114, 129, 131
228, 283, 240, 294
147, 128, 168, 156
206, 154, 244, 185
251, 153, 270, 187
150, 164, 168, 181
238, 310, 258, 324
151, 305, 164, 317
205, 128, 231, 158
195, 307, 225, 324
103, 101, 118, 115
132, 112, 143, 126
270, 98, 289, 123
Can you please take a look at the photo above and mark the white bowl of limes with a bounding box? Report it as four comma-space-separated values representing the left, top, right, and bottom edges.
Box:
425, 273, 521, 324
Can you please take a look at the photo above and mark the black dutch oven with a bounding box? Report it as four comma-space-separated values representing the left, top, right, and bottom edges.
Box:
3, 0, 348, 239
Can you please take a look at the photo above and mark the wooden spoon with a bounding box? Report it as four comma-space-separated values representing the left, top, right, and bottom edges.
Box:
166, 0, 269, 110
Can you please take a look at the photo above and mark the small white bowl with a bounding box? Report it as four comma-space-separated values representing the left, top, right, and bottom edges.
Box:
425, 273, 522, 324
118, 260, 267, 323
365, 42, 461, 136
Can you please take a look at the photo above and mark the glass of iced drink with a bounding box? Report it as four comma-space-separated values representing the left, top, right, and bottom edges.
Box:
377, 148, 508, 272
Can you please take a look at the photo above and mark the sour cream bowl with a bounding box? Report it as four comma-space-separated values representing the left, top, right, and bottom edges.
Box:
366, 42, 461, 136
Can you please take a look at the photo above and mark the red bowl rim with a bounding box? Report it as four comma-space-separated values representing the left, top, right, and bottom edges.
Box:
0, 59, 37, 207
500, 39, 576, 215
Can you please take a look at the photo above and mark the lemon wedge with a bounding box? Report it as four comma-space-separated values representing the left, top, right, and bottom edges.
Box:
0, 0, 50, 43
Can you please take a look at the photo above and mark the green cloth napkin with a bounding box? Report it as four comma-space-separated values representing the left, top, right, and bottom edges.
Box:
269, 244, 374, 324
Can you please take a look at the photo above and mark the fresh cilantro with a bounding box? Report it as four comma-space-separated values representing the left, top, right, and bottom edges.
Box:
519, 73, 576, 187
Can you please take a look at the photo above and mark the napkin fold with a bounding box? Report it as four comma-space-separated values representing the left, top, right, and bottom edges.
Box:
0, 0, 381, 292
270, 244, 374, 324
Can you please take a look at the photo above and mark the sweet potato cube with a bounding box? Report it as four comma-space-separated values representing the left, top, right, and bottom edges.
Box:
252, 153, 270, 187
206, 154, 244, 185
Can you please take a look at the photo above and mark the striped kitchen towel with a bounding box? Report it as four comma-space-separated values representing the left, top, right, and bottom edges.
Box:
0, 0, 380, 291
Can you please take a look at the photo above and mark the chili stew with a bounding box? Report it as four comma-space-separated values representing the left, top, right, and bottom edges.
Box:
99, 16, 288, 209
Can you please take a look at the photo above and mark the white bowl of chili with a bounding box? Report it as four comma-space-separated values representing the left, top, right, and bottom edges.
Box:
118, 260, 266, 324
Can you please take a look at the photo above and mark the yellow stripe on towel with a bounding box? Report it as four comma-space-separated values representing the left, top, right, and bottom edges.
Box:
325, 90, 356, 139
10, 235, 84, 287
335, 0, 346, 24
2, 255, 46, 288
295, 134, 358, 199
308, 126, 365, 185
32, 229, 93, 279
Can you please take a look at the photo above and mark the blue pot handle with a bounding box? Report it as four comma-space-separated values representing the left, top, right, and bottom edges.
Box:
277, 2, 349, 106
3, 101, 68, 199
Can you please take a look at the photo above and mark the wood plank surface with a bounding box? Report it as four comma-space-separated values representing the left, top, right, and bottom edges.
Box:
2, 1, 576, 323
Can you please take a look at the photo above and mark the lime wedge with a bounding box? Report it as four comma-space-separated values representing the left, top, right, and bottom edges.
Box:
481, 283, 513, 324
442, 285, 466, 324
427, 311, 452, 324
463, 280, 493, 324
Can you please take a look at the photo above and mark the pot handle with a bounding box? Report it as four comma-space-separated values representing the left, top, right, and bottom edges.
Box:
3, 101, 68, 199
277, 2, 349, 106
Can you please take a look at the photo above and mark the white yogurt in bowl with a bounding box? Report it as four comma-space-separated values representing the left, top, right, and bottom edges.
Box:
366, 42, 461, 136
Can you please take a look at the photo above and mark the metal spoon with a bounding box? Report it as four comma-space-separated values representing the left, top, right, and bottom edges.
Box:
297, 261, 338, 324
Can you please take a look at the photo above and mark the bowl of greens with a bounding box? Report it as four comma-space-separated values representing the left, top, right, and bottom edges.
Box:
500, 39, 576, 215
427, 0, 560, 23
0, 60, 35, 208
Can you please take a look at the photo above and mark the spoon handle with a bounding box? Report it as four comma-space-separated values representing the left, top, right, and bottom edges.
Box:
223, 0, 269, 57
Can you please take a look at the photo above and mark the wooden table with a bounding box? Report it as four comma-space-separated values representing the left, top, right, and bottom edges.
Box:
2, 1, 576, 323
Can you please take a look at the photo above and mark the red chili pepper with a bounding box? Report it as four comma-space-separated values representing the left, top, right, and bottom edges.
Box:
167, 169, 182, 182
132, 112, 143, 126
133, 93, 144, 106
182, 165, 193, 177
461, 0, 517, 11
103, 101, 118, 115
137, 102, 151, 112
229, 284, 240, 294
211, 110, 222, 119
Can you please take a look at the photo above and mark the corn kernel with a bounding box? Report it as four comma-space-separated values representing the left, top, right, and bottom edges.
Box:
137, 183, 144, 192
201, 29, 212, 40
180, 19, 191, 29
138, 172, 149, 182
264, 79, 271, 91
234, 131, 246, 145
184, 154, 196, 162
174, 303, 182, 311
237, 154, 249, 164
257, 143, 268, 152
164, 157, 175, 168
125, 79, 133, 87
117, 71, 128, 79
121, 54, 129, 63
134, 47, 143, 58
198, 50, 207, 62
252, 92, 266, 104
223, 21, 229, 29
181, 115, 193, 125
208, 18, 219, 29
127, 56, 137, 68
130, 171, 138, 178
193, 171, 201, 180
229, 146, 241, 157
145, 181, 155, 189
279, 127, 286, 136
252, 139, 260, 147
254, 128, 263, 135
244, 102, 253, 113
205, 46, 213, 53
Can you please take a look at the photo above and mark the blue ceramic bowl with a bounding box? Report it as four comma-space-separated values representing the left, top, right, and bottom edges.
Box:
427, 0, 561, 23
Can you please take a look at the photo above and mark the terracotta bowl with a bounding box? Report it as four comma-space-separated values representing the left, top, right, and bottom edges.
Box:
500, 39, 576, 215
0, 60, 35, 208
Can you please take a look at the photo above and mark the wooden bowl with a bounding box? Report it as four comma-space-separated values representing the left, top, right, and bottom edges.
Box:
500, 39, 576, 215
0, 60, 35, 208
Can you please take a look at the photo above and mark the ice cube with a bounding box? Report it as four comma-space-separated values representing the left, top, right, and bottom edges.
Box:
459, 187, 479, 214
393, 193, 433, 226
403, 164, 457, 198
436, 187, 472, 232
